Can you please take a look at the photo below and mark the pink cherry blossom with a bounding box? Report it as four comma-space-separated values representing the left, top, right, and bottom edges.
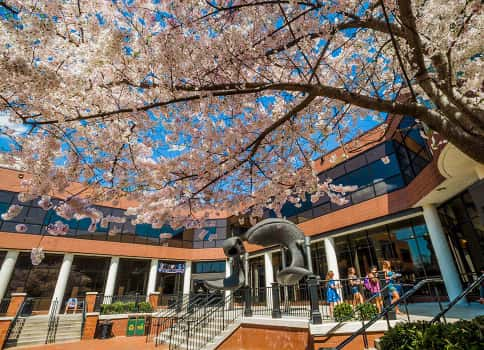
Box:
0, 0, 480, 229
15, 224, 28, 233
1, 205, 23, 221
46, 221, 69, 236
31, 247, 45, 266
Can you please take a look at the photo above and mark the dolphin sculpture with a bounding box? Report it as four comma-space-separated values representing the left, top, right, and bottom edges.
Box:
204, 218, 312, 290
204, 236, 246, 291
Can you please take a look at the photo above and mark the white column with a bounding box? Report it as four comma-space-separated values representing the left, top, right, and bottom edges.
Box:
324, 237, 340, 280
104, 256, 120, 297
264, 252, 274, 287
264, 252, 274, 307
225, 258, 232, 305
146, 259, 159, 301
50, 253, 74, 314
182, 260, 192, 296
0, 250, 19, 301
423, 205, 464, 302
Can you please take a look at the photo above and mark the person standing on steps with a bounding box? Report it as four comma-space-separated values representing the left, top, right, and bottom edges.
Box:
326, 270, 341, 319
348, 267, 364, 307
382, 260, 401, 314
364, 266, 382, 313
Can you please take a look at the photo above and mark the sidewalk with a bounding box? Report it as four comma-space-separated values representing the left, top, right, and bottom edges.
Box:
12, 337, 168, 350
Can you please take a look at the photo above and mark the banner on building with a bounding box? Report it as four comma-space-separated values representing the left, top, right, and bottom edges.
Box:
158, 262, 185, 274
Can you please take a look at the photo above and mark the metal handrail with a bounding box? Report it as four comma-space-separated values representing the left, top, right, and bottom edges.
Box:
147, 293, 201, 344
150, 293, 222, 346
2, 297, 28, 349
45, 299, 59, 344
335, 278, 444, 350
172, 294, 241, 350
80, 298, 87, 338
430, 274, 484, 324
167, 293, 231, 350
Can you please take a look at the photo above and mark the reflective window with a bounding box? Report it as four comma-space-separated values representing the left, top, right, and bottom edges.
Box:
193, 261, 225, 274
115, 258, 151, 295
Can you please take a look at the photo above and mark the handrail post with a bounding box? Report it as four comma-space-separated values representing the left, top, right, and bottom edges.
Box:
243, 286, 253, 317
307, 276, 322, 324
433, 285, 446, 324
271, 282, 282, 319
359, 307, 369, 349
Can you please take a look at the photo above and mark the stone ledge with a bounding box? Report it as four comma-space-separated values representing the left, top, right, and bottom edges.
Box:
242, 316, 309, 329
310, 319, 400, 335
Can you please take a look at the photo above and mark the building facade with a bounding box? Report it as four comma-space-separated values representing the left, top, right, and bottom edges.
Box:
0, 116, 483, 313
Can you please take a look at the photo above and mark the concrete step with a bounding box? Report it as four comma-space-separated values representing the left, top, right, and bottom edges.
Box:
5, 335, 81, 348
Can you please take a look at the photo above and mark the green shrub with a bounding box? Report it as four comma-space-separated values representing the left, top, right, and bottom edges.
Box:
112, 301, 127, 314
100, 301, 153, 314
125, 302, 137, 313
379, 316, 484, 350
379, 322, 427, 350
138, 301, 153, 313
422, 320, 484, 350
356, 302, 378, 321
333, 302, 354, 322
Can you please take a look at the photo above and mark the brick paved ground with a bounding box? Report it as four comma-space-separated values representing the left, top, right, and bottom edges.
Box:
14, 336, 168, 350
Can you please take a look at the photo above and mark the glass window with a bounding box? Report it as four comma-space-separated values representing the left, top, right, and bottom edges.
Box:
323, 164, 346, 181
64, 256, 109, 299
193, 261, 225, 274
6, 253, 63, 302
374, 175, 404, 196
365, 142, 395, 164
0, 191, 14, 203
345, 154, 367, 173
388, 221, 415, 240
351, 185, 375, 204
336, 166, 372, 188
115, 258, 151, 295
368, 153, 401, 183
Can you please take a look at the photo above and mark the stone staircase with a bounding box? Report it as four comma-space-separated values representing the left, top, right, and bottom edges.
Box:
155, 306, 242, 350
4, 314, 83, 348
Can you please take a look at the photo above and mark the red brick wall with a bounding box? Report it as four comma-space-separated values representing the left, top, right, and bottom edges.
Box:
6, 294, 26, 317
111, 318, 129, 337
82, 314, 99, 340
217, 324, 310, 350
0, 319, 12, 347
313, 332, 384, 349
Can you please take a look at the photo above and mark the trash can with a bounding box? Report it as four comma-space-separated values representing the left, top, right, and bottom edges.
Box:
127, 317, 137, 337
99, 321, 113, 339
135, 317, 145, 336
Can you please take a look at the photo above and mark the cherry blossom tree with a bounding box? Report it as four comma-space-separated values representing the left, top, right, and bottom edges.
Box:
0, 0, 482, 228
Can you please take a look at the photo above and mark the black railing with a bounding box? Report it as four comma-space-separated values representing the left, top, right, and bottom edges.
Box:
334, 278, 444, 350
168, 294, 242, 350
146, 293, 214, 346
45, 299, 59, 344
0, 298, 10, 316
17, 297, 53, 316
2, 297, 28, 349
80, 298, 87, 339
430, 274, 484, 324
